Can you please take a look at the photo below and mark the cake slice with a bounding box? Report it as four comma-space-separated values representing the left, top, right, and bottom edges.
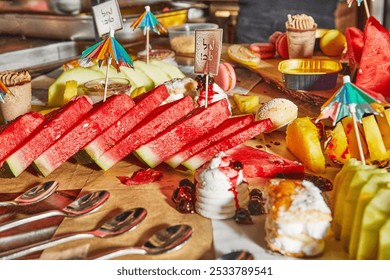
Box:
165, 115, 254, 168
2, 96, 94, 177
182, 118, 273, 171
95, 96, 195, 170
78, 84, 169, 163
135, 99, 231, 168
0, 112, 45, 166
33, 94, 135, 176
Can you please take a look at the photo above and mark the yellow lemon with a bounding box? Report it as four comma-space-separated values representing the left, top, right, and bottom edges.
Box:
320, 29, 346, 57
227, 44, 261, 68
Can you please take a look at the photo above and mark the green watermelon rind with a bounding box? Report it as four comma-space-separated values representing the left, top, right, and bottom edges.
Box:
134, 99, 231, 168
182, 119, 273, 171
95, 96, 195, 171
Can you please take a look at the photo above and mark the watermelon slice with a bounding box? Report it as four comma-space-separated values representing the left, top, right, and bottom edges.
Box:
95, 96, 195, 170
135, 99, 231, 168
0, 112, 45, 166
33, 94, 135, 177
165, 114, 254, 168
226, 145, 304, 178
78, 84, 169, 163
345, 26, 364, 78
356, 16, 390, 97
182, 118, 273, 171
2, 96, 94, 177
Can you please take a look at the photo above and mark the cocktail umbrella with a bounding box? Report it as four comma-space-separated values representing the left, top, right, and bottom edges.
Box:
0, 80, 13, 103
346, 0, 371, 17
317, 75, 388, 164
81, 29, 133, 102
130, 5, 166, 63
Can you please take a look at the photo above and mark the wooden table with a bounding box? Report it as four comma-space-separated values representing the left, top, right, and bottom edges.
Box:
0, 40, 344, 260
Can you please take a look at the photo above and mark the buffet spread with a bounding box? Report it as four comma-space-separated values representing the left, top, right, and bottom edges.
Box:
0, 0, 389, 261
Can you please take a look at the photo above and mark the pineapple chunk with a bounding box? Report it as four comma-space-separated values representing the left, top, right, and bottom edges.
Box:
341, 116, 368, 160
286, 117, 325, 173
385, 107, 390, 127
324, 121, 350, 164
362, 114, 388, 164
376, 114, 390, 149
63, 80, 78, 104
233, 94, 260, 114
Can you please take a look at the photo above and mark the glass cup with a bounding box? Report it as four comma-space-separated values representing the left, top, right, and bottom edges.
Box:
0, 84, 32, 124
286, 26, 317, 59
82, 78, 131, 104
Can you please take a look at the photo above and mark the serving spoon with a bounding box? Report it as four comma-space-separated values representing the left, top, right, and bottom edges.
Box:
92, 224, 192, 260
0, 207, 147, 260
0, 190, 110, 233
0, 181, 59, 207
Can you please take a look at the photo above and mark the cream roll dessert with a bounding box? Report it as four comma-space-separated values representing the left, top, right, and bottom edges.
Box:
195, 152, 250, 220
265, 179, 332, 257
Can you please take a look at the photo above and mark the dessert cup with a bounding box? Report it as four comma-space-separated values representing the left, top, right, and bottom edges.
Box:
286, 25, 317, 59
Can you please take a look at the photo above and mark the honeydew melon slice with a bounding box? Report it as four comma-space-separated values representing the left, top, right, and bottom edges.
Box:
133, 60, 171, 86
349, 172, 390, 259
357, 187, 390, 259
119, 66, 154, 91
378, 217, 390, 260
149, 60, 185, 79
48, 67, 104, 107
340, 168, 387, 251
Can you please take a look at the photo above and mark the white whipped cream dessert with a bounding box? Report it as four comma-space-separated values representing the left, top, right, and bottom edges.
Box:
195, 152, 249, 220
265, 179, 332, 257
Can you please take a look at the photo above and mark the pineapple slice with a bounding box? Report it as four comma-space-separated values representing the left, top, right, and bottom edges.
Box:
233, 94, 260, 114
362, 114, 389, 165
376, 114, 390, 149
63, 80, 78, 104
324, 121, 350, 164
385, 107, 390, 127
286, 117, 325, 173
341, 116, 368, 160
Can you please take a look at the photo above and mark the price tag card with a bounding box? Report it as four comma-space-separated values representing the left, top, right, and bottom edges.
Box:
194, 29, 223, 75
92, 0, 123, 37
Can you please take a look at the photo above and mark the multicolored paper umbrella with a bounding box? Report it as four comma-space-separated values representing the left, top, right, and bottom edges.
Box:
81, 29, 133, 102
0, 80, 13, 103
317, 75, 388, 163
346, 0, 371, 17
130, 5, 166, 63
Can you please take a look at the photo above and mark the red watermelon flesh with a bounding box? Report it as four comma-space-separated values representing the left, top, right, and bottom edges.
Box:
33, 94, 135, 177
80, 84, 169, 162
135, 98, 231, 168
182, 118, 273, 171
356, 16, 390, 97
95, 96, 195, 171
165, 114, 254, 168
226, 145, 304, 178
345, 26, 364, 76
3, 96, 94, 177
0, 112, 45, 166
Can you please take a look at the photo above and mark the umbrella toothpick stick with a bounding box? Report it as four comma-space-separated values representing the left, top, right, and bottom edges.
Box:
146, 26, 150, 64
349, 103, 366, 164
363, 0, 371, 18
103, 53, 112, 102
205, 74, 209, 108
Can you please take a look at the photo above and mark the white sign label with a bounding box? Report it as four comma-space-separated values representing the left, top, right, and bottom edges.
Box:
92, 0, 123, 37
194, 29, 223, 75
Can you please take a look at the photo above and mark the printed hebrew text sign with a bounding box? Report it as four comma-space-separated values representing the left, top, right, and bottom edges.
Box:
92, 0, 123, 37
194, 29, 223, 75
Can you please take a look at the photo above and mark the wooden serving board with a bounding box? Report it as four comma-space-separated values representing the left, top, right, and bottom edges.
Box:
221, 48, 343, 107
